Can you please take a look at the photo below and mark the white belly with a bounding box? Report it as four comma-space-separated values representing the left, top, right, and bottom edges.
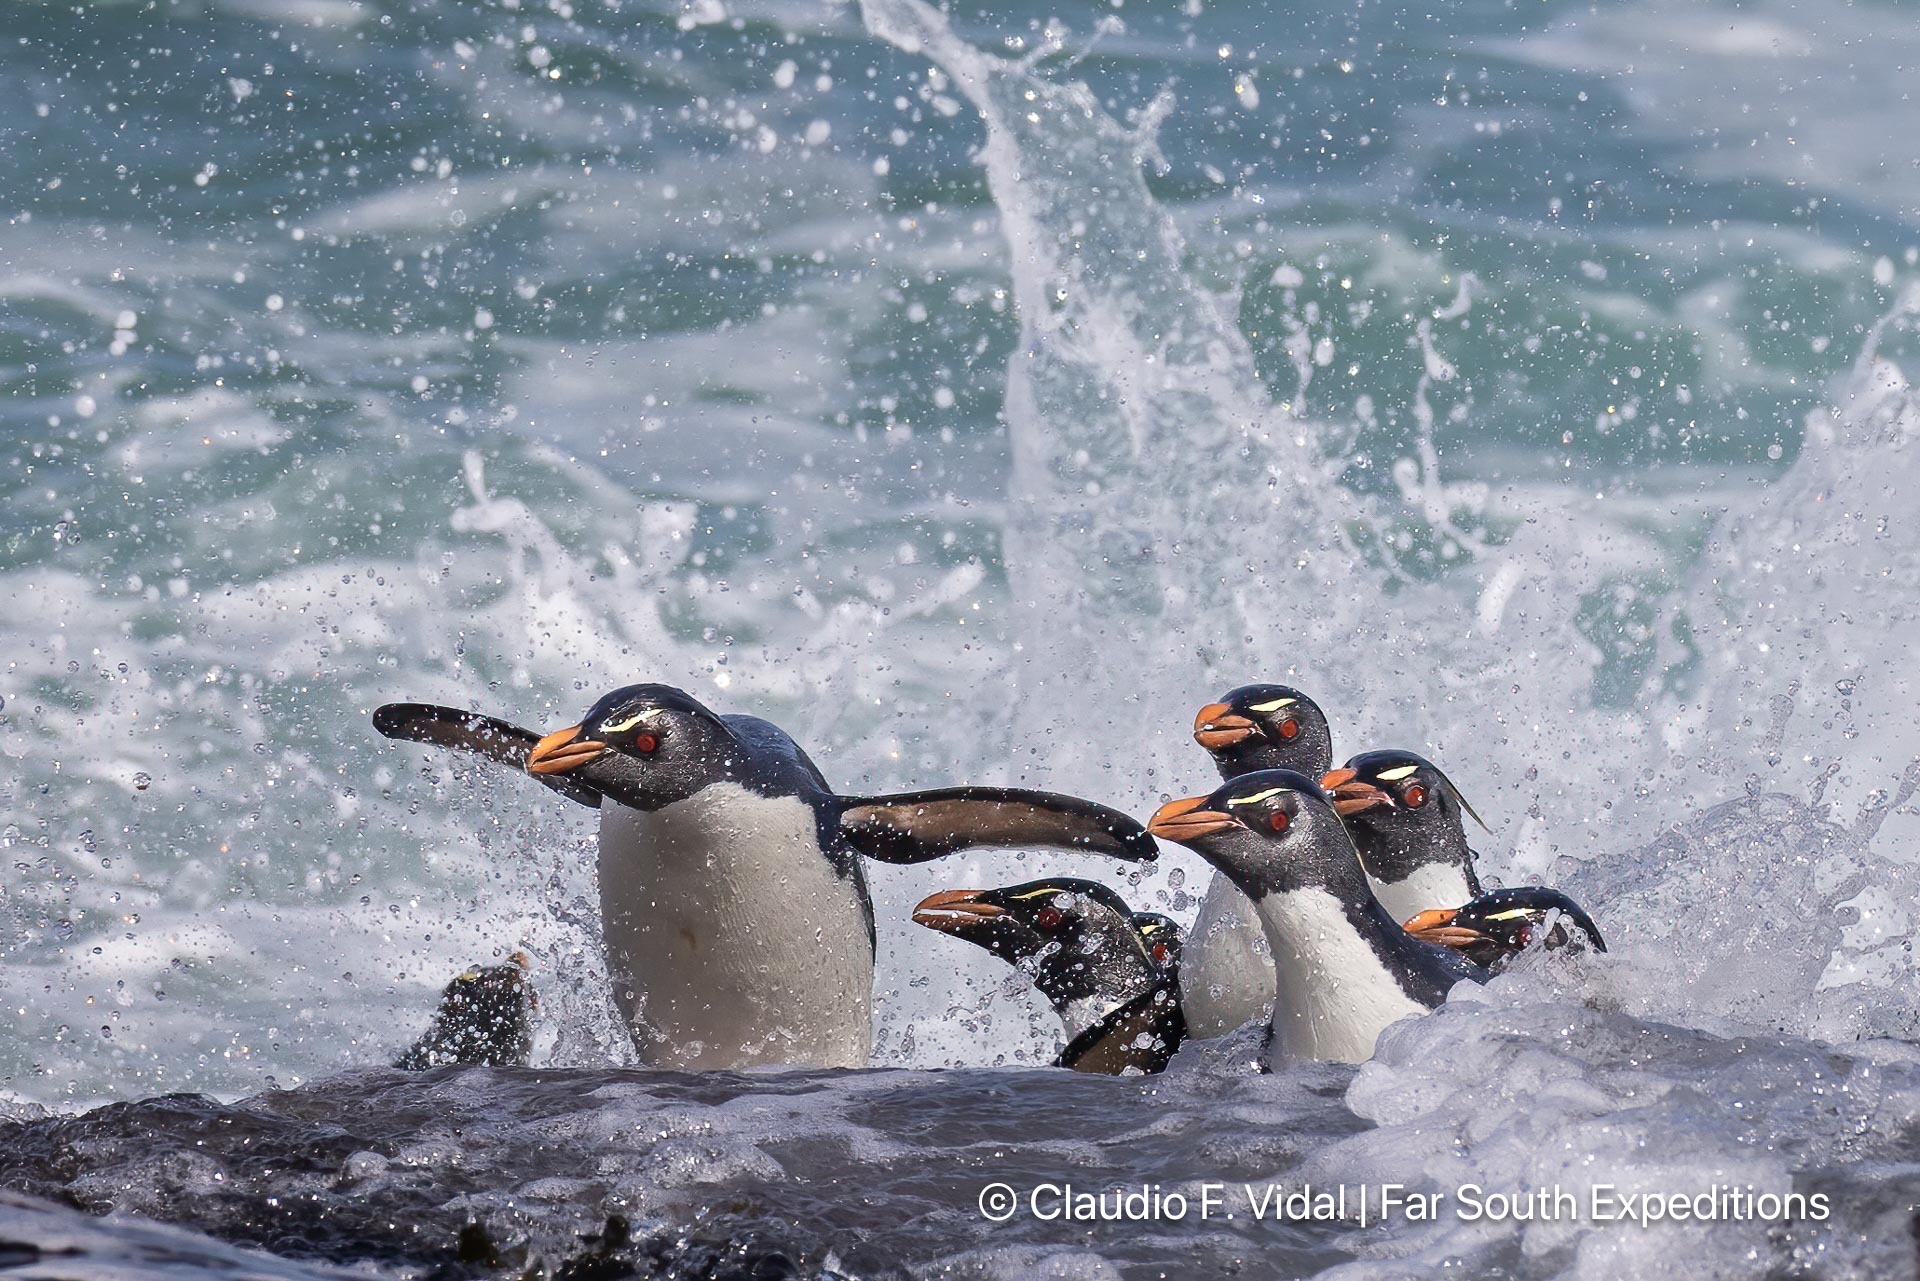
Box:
1254, 887, 1428, 1066
1179, 872, 1275, 1038
1370, 864, 1476, 926
597, 785, 873, 1070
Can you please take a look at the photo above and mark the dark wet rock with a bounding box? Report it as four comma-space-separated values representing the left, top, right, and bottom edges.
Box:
0, 1060, 1362, 1279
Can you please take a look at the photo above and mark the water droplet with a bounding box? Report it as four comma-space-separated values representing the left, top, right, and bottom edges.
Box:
133, 772, 152, 791
1835, 678, 1857, 696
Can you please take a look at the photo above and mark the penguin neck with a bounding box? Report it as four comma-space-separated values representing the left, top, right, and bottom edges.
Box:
1351, 817, 1480, 897
1256, 832, 1379, 907
1030, 946, 1159, 1041
1370, 862, 1480, 924
1249, 841, 1440, 995
1212, 739, 1332, 782
1254, 876, 1412, 958
1055, 978, 1185, 1074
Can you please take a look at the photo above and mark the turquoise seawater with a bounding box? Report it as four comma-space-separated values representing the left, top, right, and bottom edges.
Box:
3, 0, 1919, 1114
7, 1, 1920, 1277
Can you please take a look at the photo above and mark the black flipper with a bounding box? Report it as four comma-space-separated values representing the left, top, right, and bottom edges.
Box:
372, 703, 602, 808
837, 786, 1155, 865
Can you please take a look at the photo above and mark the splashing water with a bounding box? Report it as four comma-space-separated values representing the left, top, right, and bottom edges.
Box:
860, 0, 1920, 1049
5, 0, 1920, 1274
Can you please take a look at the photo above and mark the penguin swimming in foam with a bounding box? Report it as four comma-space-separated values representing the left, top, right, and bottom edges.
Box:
395, 953, 536, 1071
1402, 887, 1606, 970
1320, 749, 1488, 922
1149, 770, 1485, 1066
1322, 750, 1605, 966
913, 878, 1185, 1075
1181, 684, 1336, 1038
374, 686, 1154, 1070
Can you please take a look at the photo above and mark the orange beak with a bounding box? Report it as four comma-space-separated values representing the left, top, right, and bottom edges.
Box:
526, 724, 607, 775
911, 888, 1008, 932
1147, 794, 1242, 843
1401, 907, 1486, 950
1193, 702, 1256, 750
1321, 767, 1393, 817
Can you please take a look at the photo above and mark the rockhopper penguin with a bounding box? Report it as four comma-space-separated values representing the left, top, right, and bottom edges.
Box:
394, 952, 537, 1071
1322, 749, 1488, 922
1402, 887, 1606, 970
1130, 911, 1182, 977
1149, 770, 1486, 1066
1326, 751, 1605, 967
374, 686, 1154, 1070
913, 878, 1186, 1075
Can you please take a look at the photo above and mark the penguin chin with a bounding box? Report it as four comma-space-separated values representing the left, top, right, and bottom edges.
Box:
1204, 855, 1274, 904
939, 921, 1039, 966
568, 752, 733, 810
569, 753, 685, 812
1174, 835, 1272, 903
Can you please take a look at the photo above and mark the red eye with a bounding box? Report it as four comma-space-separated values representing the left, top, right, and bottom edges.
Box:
1277, 718, 1300, 740
1035, 906, 1064, 930
634, 733, 660, 754
1269, 810, 1290, 834
1151, 943, 1170, 964
1403, 784, 1427, 809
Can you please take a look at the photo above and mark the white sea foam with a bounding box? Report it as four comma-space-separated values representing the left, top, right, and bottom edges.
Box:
2, 24, 1917, 1281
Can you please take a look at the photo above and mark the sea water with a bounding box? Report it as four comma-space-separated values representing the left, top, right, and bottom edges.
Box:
2, 0, 1919, 1276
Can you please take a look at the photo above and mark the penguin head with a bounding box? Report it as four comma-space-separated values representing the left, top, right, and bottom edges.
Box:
912, 878, 1158, 1011
1146, 769, 1379, 901
401, 951, 536, 1070
438, 951, 536, 1016
1191, 684, 1333, 780
1321, 749, 1487, 880
525, 683, 741, 810
1403, 887, 1605, 965
1130, 912, 1182, 975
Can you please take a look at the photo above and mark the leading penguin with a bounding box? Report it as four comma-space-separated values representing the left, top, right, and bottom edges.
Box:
373, 684, 1154, 1070
1402, 887, 1606, 969
1149, 770, 1485, 1066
